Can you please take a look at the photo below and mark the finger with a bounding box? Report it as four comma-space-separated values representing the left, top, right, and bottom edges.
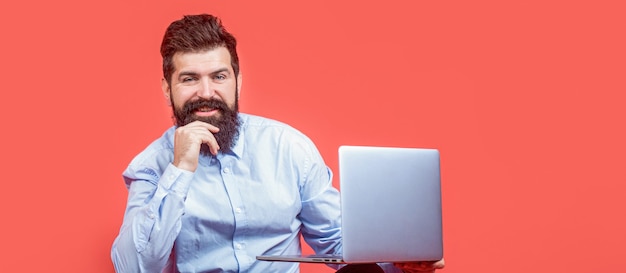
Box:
174, 126, 219, 155
433, 258, 445, 269
393, 260, 444, 272
187, 120, 221, 133
180, 124, 221, 153
200, 134, 220, 155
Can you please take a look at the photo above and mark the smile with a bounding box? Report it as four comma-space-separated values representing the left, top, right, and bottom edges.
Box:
195, 107, 219, 116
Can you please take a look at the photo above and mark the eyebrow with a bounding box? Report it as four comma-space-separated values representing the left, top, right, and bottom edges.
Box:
209, 68, 231, 77
177, 68, 231, 78
177, 71, 199, 78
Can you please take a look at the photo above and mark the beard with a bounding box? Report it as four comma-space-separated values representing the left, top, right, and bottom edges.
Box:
171, 96, 241, 155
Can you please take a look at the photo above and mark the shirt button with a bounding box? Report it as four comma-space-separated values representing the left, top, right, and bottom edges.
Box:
168, 174, 175, 181
235, 243, 243, 250
223, 167, 231, 174
148, 214, 155, 219
235, 207, 242, 214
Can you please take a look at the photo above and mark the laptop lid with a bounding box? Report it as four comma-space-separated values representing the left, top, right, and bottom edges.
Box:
339, 145, 443, 263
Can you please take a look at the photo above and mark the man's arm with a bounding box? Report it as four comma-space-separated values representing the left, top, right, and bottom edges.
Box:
294, 142, 445, 273
112, 121, 220, 272
111, 164, 193, 273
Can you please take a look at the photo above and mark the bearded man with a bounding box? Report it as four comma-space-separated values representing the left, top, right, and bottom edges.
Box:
111, 14, 444, 273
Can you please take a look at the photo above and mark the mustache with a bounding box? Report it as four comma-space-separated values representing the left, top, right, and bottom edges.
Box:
183, 98, 229, 114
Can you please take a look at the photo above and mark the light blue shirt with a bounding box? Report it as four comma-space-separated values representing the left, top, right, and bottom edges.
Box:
112, 113, 344, 273
111, 113, 403, 273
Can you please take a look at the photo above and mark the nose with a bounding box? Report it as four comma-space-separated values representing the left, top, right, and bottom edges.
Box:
197, 77, 215, 98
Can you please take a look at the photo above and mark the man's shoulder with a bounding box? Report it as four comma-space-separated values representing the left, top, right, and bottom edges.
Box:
239, 113, 290, 128
239, 113, 308, 139
238, 113, 321, 157
239, 113, 299, 134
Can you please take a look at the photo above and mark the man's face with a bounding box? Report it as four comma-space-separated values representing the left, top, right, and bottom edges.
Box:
162, 47, 242, 153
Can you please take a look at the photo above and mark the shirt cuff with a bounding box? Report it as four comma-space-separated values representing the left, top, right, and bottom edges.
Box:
159, 163, 194, 196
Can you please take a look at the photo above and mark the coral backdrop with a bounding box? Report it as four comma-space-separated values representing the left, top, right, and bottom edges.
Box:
1, 1, 624, 272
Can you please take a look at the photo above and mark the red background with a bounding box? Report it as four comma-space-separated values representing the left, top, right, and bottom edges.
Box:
1, 0, 625, 272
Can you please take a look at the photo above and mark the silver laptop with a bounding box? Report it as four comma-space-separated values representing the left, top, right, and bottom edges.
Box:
257, 145, 443, 264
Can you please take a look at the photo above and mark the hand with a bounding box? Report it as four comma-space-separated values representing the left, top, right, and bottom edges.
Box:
173, 120, 220, 171
394, 258, 445, 273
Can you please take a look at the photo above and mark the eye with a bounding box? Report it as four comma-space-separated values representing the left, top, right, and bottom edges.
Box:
214, 74, 227, 81
181, 77, 196, 83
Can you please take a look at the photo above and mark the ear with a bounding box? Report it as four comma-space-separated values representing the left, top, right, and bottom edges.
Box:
162, 78, 171, 106
236, 71, 243, 97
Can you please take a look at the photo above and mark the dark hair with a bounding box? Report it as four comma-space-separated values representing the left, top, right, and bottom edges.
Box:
160, 14, 239, 84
